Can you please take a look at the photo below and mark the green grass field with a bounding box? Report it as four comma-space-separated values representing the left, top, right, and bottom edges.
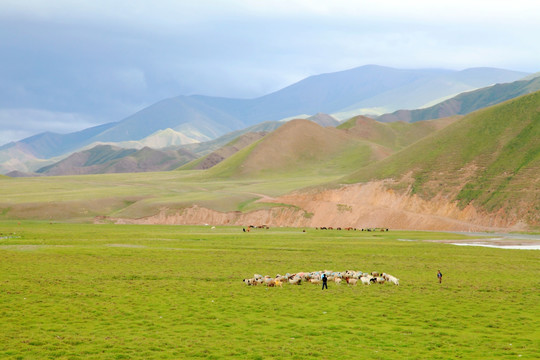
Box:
0, 171, 344, 221
1, 222, 538, 359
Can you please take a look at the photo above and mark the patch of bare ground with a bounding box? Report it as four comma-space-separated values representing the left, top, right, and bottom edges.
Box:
102, 180, 529, 231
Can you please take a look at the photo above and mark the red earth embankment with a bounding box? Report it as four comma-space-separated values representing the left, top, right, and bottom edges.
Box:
103, 181, 527, 232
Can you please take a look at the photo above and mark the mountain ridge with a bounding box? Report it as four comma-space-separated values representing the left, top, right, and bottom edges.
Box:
0, 65, 529, 174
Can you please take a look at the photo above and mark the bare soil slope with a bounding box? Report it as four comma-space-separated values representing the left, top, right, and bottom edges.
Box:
106, 180, 525, 231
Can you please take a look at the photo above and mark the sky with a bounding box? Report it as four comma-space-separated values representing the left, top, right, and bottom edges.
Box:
1, 0, 539, 146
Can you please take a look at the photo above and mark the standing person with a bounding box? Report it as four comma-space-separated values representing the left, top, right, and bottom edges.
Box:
437, 270, 443, 283
322, 273, 328, 290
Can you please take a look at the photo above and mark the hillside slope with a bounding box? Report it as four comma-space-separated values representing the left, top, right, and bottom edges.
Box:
338, 115, 460, 151
205, 119, 372, 178
204, 116, 457, 179
378, 76, 540, 122
346, 91, 540, 226
37, 145, 197, 175
180, 132, 269, 171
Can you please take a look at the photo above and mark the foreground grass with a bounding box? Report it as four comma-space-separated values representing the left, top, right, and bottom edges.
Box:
1, 222, 539, 359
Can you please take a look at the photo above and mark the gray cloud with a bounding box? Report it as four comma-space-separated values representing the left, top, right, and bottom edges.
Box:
1, 0, 539, 145
0, 108, 100, 145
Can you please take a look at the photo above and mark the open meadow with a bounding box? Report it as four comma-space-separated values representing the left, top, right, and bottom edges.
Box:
1, 222, 539, 359
0, 171, 343, 221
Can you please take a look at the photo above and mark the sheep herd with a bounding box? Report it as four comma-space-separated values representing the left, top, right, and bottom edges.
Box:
243, 270, 399, 287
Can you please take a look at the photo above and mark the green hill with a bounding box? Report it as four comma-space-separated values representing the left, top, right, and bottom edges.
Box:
204, 116, 457, 179
378, 76, 540, 123
179, 132, 269, 171
338, 115, 460, 151
204, 119, 377, 179
345, 91, 540, 224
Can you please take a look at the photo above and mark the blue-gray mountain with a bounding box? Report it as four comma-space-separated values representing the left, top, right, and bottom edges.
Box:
0, 65, 531, 174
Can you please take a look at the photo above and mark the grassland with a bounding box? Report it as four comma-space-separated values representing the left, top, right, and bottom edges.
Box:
1, 222, 538, 359
0, 171, 343, 221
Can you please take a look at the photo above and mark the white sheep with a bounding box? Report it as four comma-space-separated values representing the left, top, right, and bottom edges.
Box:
386, 275, 399, 285
360, 277, 371, 285
288, 276, 302, 285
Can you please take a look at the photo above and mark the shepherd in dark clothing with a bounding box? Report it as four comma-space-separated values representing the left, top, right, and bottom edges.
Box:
322, 274, 328, 290
437, 270, 443, 283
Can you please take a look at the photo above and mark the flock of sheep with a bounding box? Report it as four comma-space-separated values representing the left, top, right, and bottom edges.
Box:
243, 270, 399, 287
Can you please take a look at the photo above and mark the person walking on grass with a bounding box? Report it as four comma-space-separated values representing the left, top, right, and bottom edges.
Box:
437, 270, 443, 283
322, 273, 328, 290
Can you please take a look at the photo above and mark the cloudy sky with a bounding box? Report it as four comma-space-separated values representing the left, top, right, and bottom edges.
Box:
1, 0, 539, 145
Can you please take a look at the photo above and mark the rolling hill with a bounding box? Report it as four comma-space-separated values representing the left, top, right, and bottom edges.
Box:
36, 145, 198, 175
203, 116, 458, 179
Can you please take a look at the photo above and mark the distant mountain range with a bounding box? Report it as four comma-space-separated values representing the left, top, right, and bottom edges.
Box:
0, 65, 533, 174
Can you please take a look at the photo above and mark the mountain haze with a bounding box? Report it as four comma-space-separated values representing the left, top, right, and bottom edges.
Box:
0, 65, 529, 175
